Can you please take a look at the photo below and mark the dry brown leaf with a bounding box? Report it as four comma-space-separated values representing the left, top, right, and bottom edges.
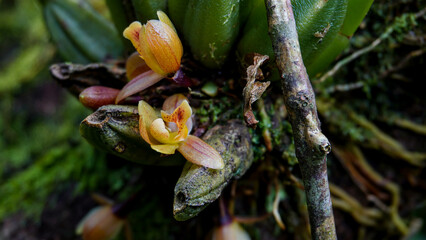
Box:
243, 54, 270, 128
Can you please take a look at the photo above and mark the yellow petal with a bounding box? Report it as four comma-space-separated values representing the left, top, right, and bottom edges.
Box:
149, 118, 180, 144
162, 94, 188, 114
115, 70, 164, 104
161, 100, 192, 141
178, 135, 225, 169
126, 52, 150, 80
157, 11, 177, 33
151, 144, 179, 154
145, 20, 183, 74
138, 100, 161, 145
139, 24, 167, 75
123, 22, 143, 54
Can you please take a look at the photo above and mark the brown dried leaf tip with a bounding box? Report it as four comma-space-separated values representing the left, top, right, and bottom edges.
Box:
243, 54, 271, 128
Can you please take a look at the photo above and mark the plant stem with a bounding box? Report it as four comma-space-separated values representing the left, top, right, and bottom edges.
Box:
264, 0, 336, 239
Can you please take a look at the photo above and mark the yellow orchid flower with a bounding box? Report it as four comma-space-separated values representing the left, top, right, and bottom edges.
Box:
116, 11, 183, 104
138, 94, 224, 169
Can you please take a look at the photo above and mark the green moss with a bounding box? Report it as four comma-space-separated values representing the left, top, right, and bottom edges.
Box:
195, 96, 241, 125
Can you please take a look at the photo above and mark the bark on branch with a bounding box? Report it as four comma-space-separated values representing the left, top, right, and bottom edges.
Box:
264, 0, 336, 239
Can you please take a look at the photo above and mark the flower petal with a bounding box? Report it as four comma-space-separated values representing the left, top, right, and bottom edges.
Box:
157, 11, 177, 33
162, 94, 188, 114
145, 20, 183, 74
123, 21, 142, 54
115, 70, 164, 104
151, 144, 179, 154
149, 118, 170, 142
163, 94, 194, 134
126, 52, 150, 80
138, 100, 160, 145
139, 24, 167, 75
177, 135, 224, 169
161, 100, 192, 141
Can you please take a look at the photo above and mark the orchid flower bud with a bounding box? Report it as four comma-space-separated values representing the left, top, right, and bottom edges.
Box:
123, 11, 183, 76
76, 206, 125, 240
116, 11, 183, 104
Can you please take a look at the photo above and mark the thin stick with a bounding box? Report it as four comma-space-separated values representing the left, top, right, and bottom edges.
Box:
317, 7, 426, 83
264, 0, 335, 239
317, 31, 389, 83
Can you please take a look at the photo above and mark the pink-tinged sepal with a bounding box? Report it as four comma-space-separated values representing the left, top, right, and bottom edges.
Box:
178, 135, 225, 169
162, 93, 188, 114
126, 52, 150, 80
115, 70, 164, 104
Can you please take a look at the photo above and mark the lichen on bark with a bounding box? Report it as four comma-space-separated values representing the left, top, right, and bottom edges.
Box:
264, 0, 336, 239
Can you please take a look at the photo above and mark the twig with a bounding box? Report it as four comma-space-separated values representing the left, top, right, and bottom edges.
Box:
317, 29, 390, 83
264, 0, 335, 239
257, 99, 273, 151
273, 178, 286, 230
348, 111, 426, 166
324, 81, 364, 94
329, 183, 382, 226
332, 144, 409, 234
317, 8, 426, 83
379, 48, 426, 79
389, 117, 426, 136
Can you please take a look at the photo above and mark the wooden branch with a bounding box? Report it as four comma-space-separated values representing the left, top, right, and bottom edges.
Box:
264, 0, 336, 239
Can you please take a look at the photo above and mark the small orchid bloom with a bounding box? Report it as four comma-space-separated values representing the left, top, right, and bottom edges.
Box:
211, 221, 251, 240
116, 11, 183, 104
76, 205, 125, 240
139, 94, 224, 169
76, 194, 133, 240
